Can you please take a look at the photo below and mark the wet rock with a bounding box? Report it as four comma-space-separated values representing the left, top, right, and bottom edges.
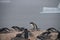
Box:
16, 33, 23, 38
37, 31, 51, 40
11, 26, 25, 31
56, 31, 60, 40
0, 27, 10, 33
47, 27, 58, 32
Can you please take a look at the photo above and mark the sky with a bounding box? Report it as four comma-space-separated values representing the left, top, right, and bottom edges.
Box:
0, 0, 60, 30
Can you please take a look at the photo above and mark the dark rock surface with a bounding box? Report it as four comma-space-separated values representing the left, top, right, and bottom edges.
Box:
0, 28, 10, 33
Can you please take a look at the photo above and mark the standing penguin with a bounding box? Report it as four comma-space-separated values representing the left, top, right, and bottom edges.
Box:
24, 29, 29, 39
30, 22, 38, 31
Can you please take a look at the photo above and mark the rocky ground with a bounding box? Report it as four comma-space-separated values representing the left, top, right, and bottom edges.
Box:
0, 30, 58, 40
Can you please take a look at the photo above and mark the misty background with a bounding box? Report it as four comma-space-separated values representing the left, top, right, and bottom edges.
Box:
0, 0, 60, 30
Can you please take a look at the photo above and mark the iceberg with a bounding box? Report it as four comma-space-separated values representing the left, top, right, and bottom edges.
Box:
40, 3, 60, 13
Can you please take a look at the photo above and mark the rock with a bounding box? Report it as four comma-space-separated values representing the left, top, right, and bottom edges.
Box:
0, 28, 10, 33
11, 26, 25, 31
